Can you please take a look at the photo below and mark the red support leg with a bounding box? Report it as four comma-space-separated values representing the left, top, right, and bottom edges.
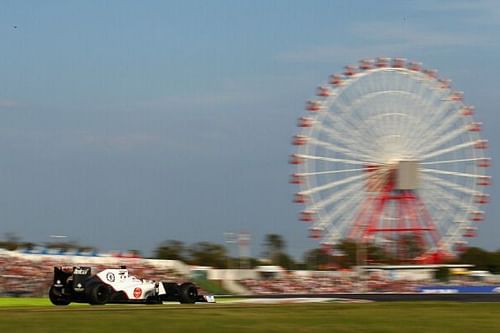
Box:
345, 181, 447, 263
348, 196, 374, 240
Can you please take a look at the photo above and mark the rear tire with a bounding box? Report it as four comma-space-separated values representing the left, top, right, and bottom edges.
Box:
179, 283, 198, 304
88, 283, 110, 305
49, 286, 71, 306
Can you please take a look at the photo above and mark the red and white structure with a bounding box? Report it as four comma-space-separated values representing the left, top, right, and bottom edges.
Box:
290, 57, 491, 263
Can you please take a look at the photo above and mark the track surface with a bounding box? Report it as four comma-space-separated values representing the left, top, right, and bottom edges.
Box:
232, 293, 500, 302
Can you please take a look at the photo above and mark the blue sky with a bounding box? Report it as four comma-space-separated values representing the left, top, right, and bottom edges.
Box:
0, 0, 499, 258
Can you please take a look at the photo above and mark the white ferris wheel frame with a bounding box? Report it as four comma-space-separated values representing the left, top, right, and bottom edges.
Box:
291, 58, 490, 257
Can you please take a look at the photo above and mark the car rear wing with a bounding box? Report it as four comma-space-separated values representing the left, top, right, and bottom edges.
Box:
53, 267, 73, 288
53, 266, 91, 291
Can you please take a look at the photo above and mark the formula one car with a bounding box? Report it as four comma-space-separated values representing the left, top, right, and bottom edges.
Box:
48, 266, 215, 305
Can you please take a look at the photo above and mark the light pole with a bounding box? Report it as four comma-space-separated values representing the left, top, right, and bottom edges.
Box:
238, 232, 250, 269
224, 232, 237, 269
49, 235, 67, 246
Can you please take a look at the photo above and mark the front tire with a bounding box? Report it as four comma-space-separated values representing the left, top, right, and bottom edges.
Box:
88, 283, 110, 305
179, 283, 198, 304
49, 286, 71, 306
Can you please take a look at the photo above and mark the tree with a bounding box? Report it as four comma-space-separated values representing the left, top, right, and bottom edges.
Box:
457, 247, 500, 273
366, 243, 392, 264
435, 266, 450, 282
188, 242, 228, 268
303, 248, 331, 270
260, 234, 297, 269
396, 234, 425, 261
0, 232, 21, 251
334, 239, 392, 268
263, 234, 285, 264
127, 249, 142, 257
335, 240, 357, 268
155, 240, 186, 261
275, 252, 296, 270
46, 240, 93, 252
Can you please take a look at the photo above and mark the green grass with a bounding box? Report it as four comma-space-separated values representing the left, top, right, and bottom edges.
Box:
0, 297, 93, 307
0, 297, 52, 307
0, 300, 499, 332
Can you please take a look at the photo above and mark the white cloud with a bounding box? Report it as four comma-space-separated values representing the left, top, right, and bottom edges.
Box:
103, 71, 316, 115
134, 89, 257, 111
418, 0, 500, 17
82, 133, 162, 150
278, 30, 489, 64
276, 6, 493, 64
0, 99, 18, 109
352, 20, 490, 47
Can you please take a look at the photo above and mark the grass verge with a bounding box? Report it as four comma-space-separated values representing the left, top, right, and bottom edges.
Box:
0, 301, 499, 332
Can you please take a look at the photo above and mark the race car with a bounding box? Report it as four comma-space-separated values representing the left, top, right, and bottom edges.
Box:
48, 266, 215, 305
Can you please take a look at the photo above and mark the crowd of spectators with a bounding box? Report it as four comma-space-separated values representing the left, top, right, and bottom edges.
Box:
0, 251, 185, 297
239, 271, 421, 294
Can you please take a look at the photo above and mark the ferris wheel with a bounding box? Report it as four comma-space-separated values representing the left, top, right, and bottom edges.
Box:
290, 57, 491, 263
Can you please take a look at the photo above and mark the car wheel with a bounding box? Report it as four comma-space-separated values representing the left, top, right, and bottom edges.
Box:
49, 286, 71, 306
88, 283, 110, 305
179, 283, 198, 304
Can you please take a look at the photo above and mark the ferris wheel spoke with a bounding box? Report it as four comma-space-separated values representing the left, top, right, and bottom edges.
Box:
422, 182, 474, 212
421, 168, 483, 179
341, 90, 417, 104
420, 191, 468, 238
364, 98, 425, 157
416, 124, 468, 156
422, 182, 471, 213
418, 188, 468, 233
396, 99, 418, 146
421, 157, 485, 165
324, 205, 363, 243
364, 111, 405, 139
406, 97, 453, 151
317, 193, 365, 232
335, 198, 370, 238
324, 108, 382, 156
315, 123, 376, 160
300, 173, 366, 196
325, 91, 420, 149
420, 140, 477, 160
298, 153, 367, 165
309, 137, 373, 161
421, 173, 477, 195
311, 181, 364, 212
297, 168, 365, 177
415, 119, 464, 156
417, 194, 451, 237
320, 193, 361, 228
412, 103, 461, 152
321, 112, 366, 148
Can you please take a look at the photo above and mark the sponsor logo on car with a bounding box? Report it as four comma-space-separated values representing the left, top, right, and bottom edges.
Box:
74, 283, 84, 292
133, 287, 142, 298
106, 272, 115, 282
74, 268, 89, 275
